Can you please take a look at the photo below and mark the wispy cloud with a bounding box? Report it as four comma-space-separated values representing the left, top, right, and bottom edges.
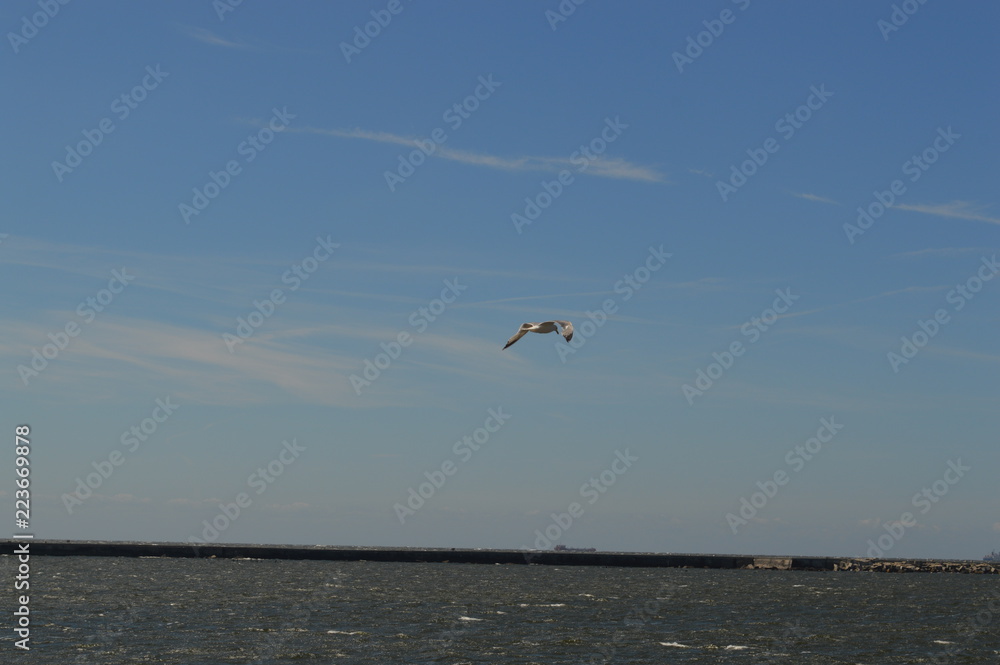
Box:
455, 291, 615, 310
292, 126, 667, 183
180, 25, 248, 49
1, 235, 687, 408
3, 315, 363, 406
820, 285, 946, 313
893, 200, 1000, 226
890, 247, 994, 260
921, 345, 1000, 365
792, 192, 839, 205
720, 285, 945, 334
666, 277, 729, 292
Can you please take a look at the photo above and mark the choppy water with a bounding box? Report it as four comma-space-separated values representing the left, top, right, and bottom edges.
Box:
3, 555, 999, 664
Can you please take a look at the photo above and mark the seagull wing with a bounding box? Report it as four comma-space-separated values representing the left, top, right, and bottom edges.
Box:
502, 327, 529, 350
553, 320, 574, 342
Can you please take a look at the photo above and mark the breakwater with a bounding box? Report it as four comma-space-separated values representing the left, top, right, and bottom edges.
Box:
4, 540, 998, 573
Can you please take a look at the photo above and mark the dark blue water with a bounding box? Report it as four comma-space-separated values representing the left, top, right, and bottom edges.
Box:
4, 555, 999, 664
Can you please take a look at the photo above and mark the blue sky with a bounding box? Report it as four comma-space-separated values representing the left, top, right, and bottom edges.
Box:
4, 1, 998, 559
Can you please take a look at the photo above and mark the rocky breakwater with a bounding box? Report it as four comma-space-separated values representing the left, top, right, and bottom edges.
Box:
835, 559, 1000, 574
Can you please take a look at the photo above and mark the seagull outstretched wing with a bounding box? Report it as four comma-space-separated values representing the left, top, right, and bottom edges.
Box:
551, 320, 574, 342
501, 320, 574, 349
502, 324, 533, 350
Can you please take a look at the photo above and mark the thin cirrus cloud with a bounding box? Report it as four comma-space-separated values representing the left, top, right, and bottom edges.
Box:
179, 25, 249, 49
291, 126, 667, 183
2, 312, 579, 408
3, 314, 361, 407
890, 247, 993, 260
792, 192, 839, 205
892, 200, 1000, 226
793, 194, 1000, 227
792, 193, 1000, 224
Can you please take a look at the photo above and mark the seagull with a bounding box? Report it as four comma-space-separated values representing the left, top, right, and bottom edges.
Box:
502, 321, 574, 349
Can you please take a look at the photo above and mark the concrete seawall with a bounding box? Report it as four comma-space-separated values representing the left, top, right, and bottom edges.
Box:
4, 540, 998, 573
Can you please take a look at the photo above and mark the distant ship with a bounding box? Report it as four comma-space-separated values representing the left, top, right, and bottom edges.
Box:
554, 545, 597, 552
984, 551, 999, 562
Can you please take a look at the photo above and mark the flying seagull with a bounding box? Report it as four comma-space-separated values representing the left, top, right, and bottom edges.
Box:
502, 320, 574, 349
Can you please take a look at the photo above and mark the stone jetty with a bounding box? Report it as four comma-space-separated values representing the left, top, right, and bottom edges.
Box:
3, 540, 998, 574
834, 559, 999, 574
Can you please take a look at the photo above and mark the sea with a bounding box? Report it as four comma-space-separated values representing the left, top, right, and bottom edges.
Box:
3, 554, 999, 664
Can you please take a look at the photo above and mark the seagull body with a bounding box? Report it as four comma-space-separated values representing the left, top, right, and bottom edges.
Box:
502, 320, 574, 349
